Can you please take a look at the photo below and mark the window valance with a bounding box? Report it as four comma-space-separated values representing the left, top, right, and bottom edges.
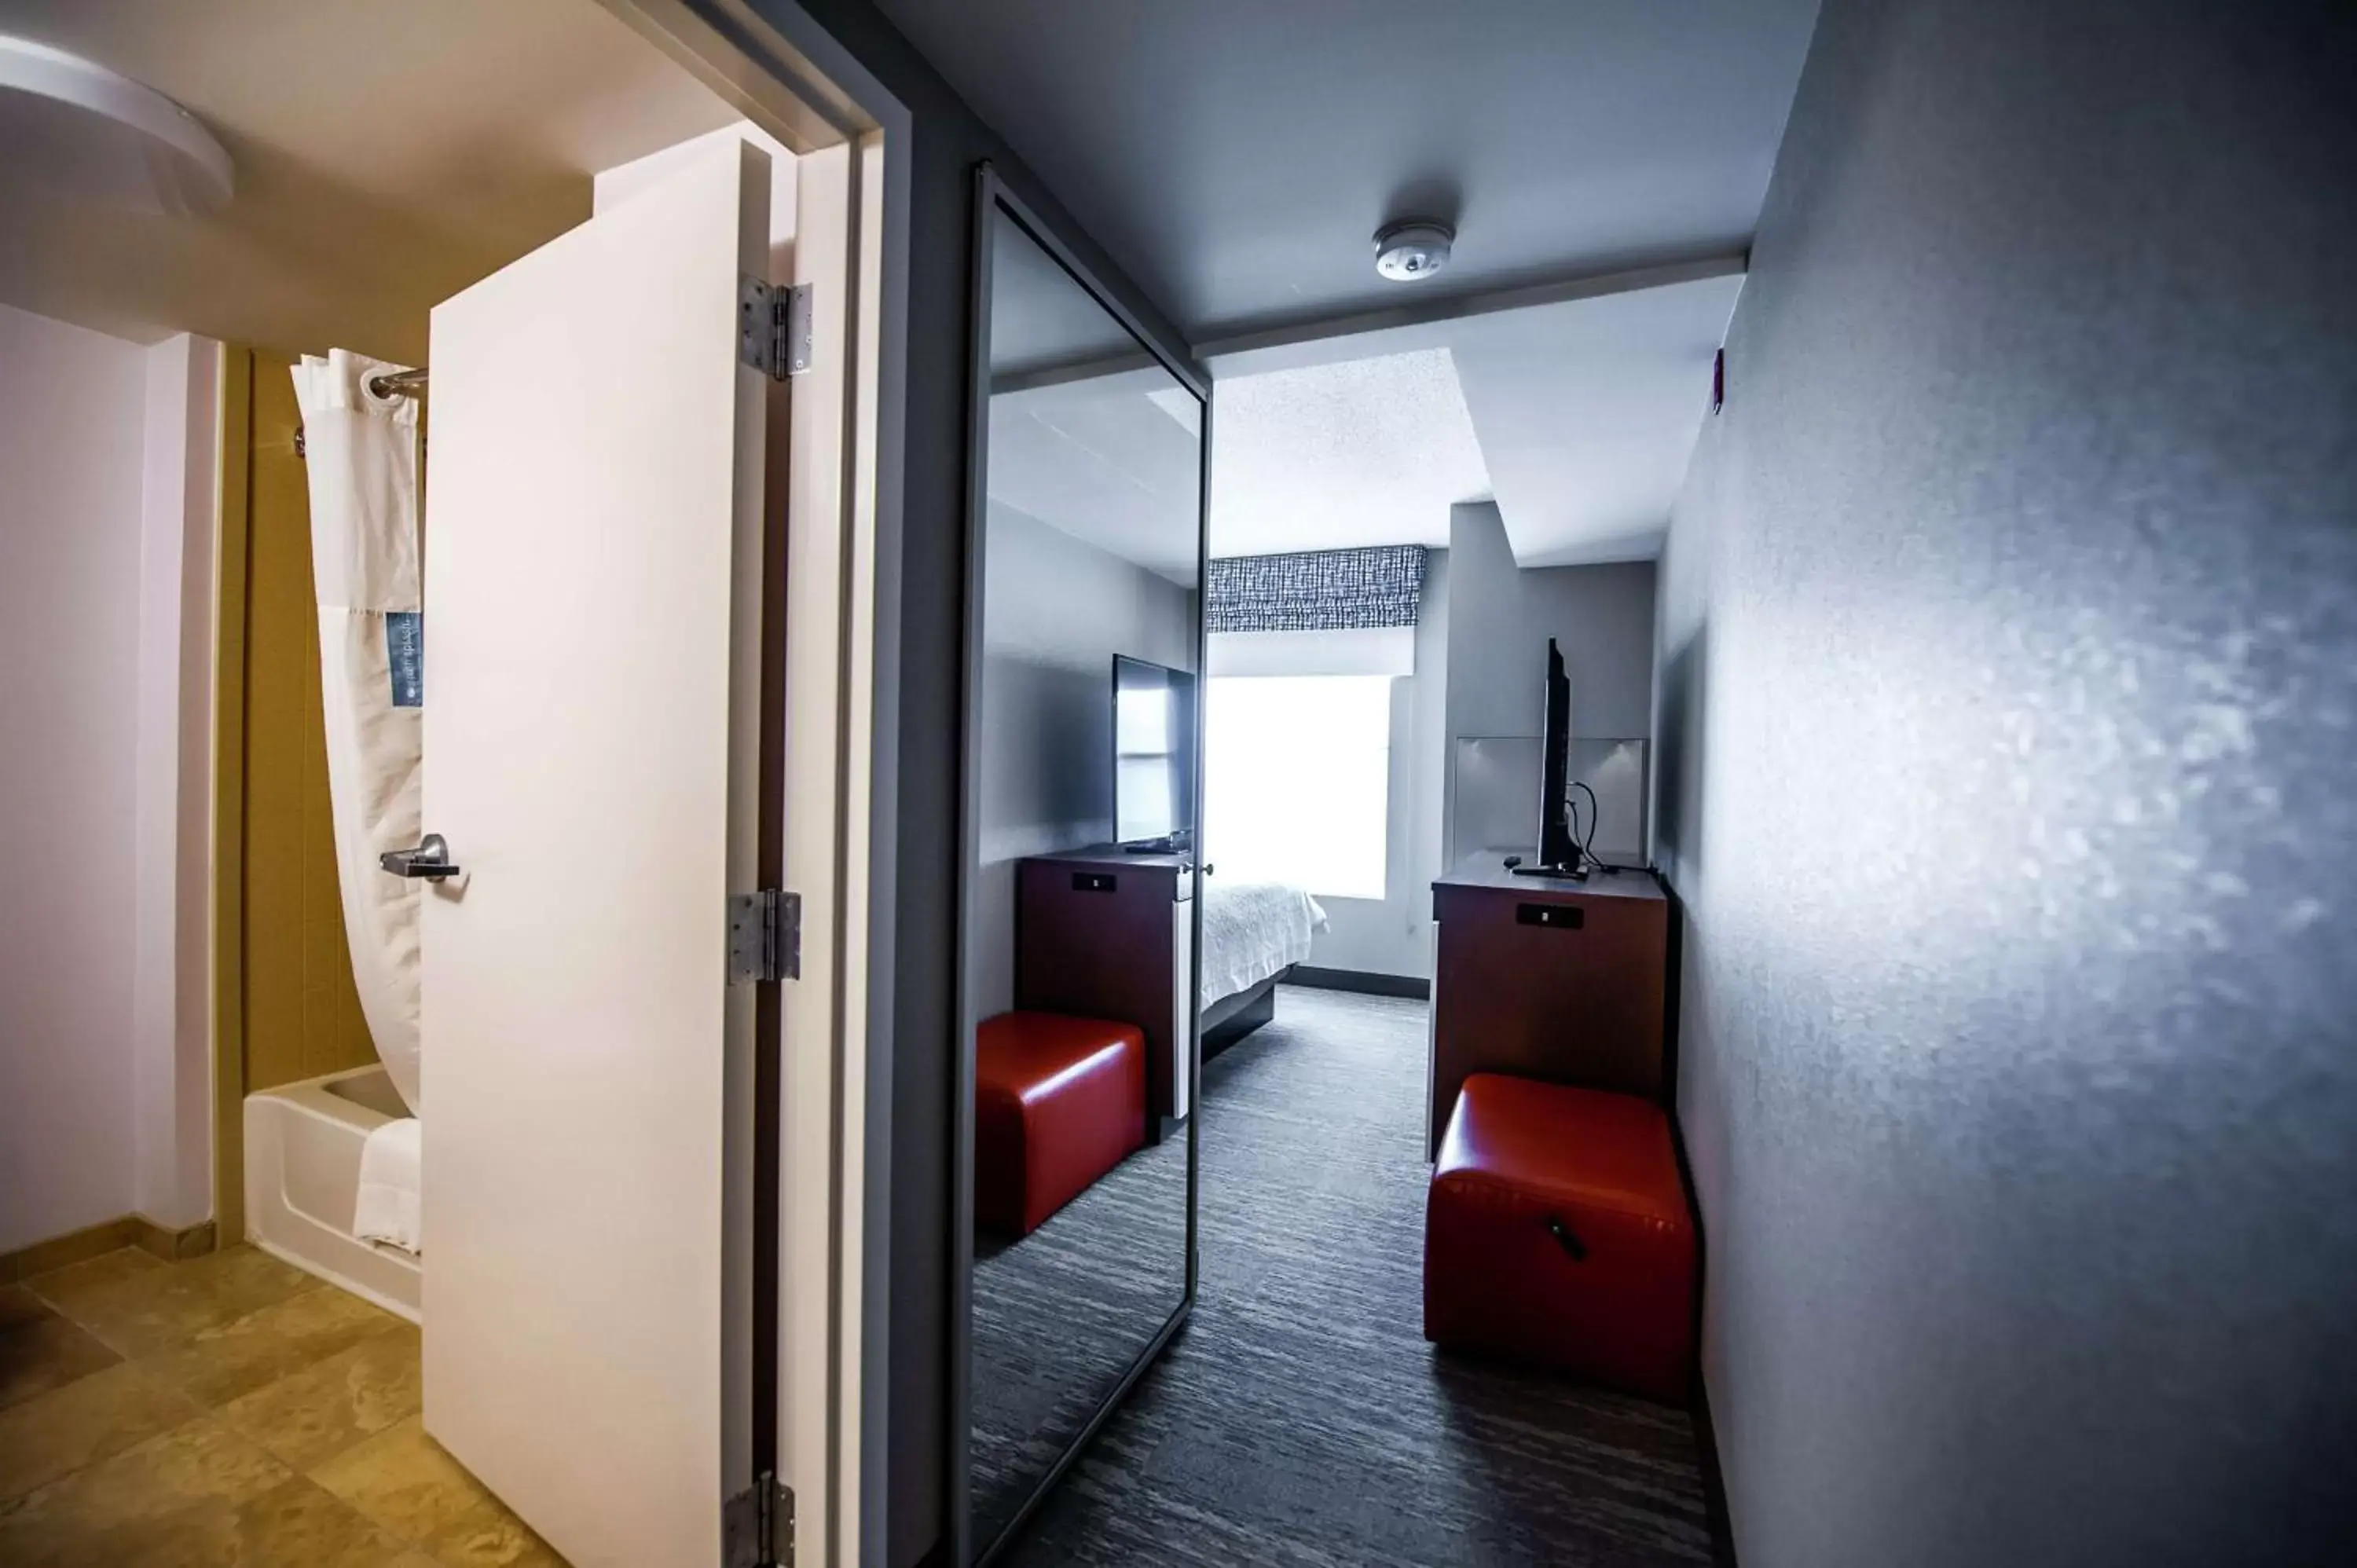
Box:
1204, 544, 1428, 634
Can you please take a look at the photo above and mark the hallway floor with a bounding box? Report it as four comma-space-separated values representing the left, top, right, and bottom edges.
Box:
0, 1244, 564, 1566
1003, 985, 1717, 1568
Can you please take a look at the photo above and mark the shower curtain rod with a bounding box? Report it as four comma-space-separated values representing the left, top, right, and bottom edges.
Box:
369, 367, 428, 399
292, 364, 427, 459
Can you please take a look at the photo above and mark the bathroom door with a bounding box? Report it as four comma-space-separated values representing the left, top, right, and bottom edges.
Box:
416, 137, 776, 1568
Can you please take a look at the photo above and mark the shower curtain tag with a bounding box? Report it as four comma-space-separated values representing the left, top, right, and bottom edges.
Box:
386, 612, 423, 708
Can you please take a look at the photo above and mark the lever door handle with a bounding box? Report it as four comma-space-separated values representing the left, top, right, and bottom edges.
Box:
380, 833, 460, 881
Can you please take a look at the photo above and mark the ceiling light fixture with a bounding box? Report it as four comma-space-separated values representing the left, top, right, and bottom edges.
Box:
0, 36, 233, 215
1373, 219, 1453, 283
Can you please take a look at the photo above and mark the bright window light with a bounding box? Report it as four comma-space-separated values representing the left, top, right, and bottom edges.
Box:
1205, 675, 1391, 899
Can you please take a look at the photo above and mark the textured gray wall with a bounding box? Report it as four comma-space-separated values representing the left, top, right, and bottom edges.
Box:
975, 502, 1194, 1015
1654, 2, 2357, 1564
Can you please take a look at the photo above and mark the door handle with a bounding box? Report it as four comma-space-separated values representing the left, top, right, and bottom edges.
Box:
380, 833, 460, 881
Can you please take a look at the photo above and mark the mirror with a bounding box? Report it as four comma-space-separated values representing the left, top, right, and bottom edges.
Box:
958, 174, 1205, 1559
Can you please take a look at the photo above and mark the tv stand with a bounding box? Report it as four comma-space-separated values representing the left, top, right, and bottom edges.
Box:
1017, 847, 1196, 1128
1502, 852, 1587, 881
1123, 837, 1184, 855
1427, 854, 1666, 1156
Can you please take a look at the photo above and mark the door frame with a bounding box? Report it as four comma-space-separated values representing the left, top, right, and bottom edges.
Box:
209, 345, 252, 1251
949, 162, 1215, 1566
203, 5, 906, 1563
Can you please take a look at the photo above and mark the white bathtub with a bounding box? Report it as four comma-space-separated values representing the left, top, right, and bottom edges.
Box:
244, 1064, 421, 1321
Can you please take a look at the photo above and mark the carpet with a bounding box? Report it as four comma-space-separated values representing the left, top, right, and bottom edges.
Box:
995, 984, 1717, 1567
970, 1075, 1189, 1546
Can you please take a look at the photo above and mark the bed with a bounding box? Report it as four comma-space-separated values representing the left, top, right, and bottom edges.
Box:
1199, 881, 1327, 1056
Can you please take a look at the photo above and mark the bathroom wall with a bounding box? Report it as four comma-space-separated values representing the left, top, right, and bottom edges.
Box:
0, 304, 218, 1255
1653, 0, 2357, 1562
132, 332, 223, 1232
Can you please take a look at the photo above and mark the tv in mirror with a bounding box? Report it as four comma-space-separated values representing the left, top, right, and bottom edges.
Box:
1113, 654, 1197, 852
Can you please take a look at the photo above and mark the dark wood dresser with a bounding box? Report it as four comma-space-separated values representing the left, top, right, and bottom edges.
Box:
1428, 856, 1670, 1156
1016, 847, 1195, 1129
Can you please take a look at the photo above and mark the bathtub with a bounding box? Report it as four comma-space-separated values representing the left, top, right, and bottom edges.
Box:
244, 1064, 421, 1321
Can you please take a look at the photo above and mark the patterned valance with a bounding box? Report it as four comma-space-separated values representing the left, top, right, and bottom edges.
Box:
1205, 545, 1428, 634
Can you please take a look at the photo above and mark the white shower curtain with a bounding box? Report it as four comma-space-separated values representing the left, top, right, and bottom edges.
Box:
291, 351, 424, 1116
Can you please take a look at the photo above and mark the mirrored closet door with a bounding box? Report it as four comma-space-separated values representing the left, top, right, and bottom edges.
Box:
955, 167, 1209, 1562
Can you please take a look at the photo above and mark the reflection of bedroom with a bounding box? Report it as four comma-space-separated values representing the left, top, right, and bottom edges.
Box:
976, 322, 1692, 1116
966, 217, 1715, 1552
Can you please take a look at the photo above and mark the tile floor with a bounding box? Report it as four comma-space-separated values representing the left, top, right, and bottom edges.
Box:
0, 1244, 567, 1566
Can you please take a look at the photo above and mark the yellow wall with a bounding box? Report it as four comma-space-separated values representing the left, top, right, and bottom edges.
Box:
237, 350, 379, 1092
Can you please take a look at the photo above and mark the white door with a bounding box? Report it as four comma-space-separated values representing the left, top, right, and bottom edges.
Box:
419, 138, 773, 1568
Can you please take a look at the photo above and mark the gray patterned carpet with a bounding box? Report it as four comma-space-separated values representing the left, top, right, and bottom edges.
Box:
971, 1090, 1189, 1545
997, 984, 1717, 1568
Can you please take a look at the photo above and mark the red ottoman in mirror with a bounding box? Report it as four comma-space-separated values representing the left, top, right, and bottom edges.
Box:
976, 1012, 1148, 1236
1424, 1072, 1696, 1403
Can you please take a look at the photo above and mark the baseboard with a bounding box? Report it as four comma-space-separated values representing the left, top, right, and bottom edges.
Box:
0, 1214, 218, 1284
137, 1217, 218, 1264
1288, 965, 1430, 1000
1692, 1374, 1739, 1567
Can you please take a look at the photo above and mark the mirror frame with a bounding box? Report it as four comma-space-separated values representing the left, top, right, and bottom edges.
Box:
950, 161, 1213, 1566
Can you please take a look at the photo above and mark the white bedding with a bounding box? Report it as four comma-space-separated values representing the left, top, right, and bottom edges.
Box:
354, 1116, 422, 1255
1200, 882, 1327, 1007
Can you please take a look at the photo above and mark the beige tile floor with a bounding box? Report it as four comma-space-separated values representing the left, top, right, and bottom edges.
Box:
0, 1244, 568, 1566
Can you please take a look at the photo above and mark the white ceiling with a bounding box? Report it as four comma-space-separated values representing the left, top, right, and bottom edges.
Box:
1453, 273, 1744, 565
1208, 273, 1744, 566
1205, 348, 1489, 558
872, 0, 1818, 337
988, 365, 1201, 585
0, 0, 739, 357
984, 204, 1203, 582
986, 273, 1744, 573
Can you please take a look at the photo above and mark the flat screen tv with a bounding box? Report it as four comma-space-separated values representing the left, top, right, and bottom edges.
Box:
1514, 637, 1578, 877
1113, 654, 1197, 852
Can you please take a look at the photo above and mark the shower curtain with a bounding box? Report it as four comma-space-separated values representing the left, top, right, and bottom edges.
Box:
291, 350, 424, 1116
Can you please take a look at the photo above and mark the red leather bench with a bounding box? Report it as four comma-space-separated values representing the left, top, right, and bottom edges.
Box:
975, 1012, 1147, 1236
1424, 1072, 1696, 1402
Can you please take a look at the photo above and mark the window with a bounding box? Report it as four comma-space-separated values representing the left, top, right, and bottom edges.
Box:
1204, 674, 1391, 899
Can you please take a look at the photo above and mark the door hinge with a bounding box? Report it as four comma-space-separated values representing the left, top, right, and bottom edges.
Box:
728, 889, 801, 984
739, 277, 815, 380
724, 1472, 794, 1567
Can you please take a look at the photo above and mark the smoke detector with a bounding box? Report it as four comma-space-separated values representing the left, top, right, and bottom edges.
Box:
1373, 220, 1453, 283
0, 36, 233, 215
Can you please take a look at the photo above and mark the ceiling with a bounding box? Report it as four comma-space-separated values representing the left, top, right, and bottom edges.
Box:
988, 367, 1201, 585
1451, 274, 1744, 565
984, 207, 1202, 583
1206, 348, 1488, 558
1001, 269, 1741, 574
873, 0, 1820, 339
0, 0, 740, 358
1208, 271, 1743, 566
881, 0, 1811, 566
988, 204, 1144, 379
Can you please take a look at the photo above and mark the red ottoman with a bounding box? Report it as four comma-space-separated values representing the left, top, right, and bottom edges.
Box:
1424, 1072, 1696, 1402
975, 1012, 1147, 1236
